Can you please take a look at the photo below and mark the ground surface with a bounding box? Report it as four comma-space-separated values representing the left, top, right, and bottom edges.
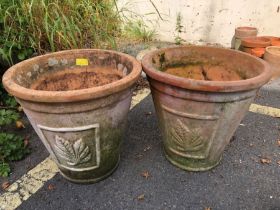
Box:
0, 42, 280, 210
1, 86, 280, 210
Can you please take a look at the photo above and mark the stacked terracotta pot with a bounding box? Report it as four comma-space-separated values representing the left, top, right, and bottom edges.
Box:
232, 27, 258, 50
241, 36, 280, 58
264, 46, 280, 79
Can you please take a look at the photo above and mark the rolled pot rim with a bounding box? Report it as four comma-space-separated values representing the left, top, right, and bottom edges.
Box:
265, 46, 280, 52
2, 49, 142, 103
141, 45, 272, 92
236, 26, 258, 31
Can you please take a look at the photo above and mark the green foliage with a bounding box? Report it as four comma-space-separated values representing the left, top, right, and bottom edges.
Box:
0, 84, 28, 177
175, 12, 185, 45
0, 84, 18, 107
0, 109, 19, 126
0, 84, 19, 126
124, 20, 156, 42
0, 0, 121, 65
0, 162, 10, 177
0, 133, 29, 161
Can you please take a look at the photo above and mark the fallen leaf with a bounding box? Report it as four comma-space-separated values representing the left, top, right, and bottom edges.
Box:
48, 184, 55, 190
2, 181, 10, 190
16, 120, 25, 129
135, 153, 143, 160
277, 160, 280, 165
278, 140, 280, 147
144, 146, 152, 152
24, 136, 29, 147
141, 171, 150, 179
204, 208, 211, 210
137, 194, 145, 201
260, 158, 272, 164
17, 106, 23, 112
145, 112, 152, 116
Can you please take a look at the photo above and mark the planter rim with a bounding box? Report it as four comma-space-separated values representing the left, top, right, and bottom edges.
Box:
265, 46, 280, 53
141, 45, 271, 92
236, 26, 257, 30
2, 49, 142, 103
241, 37, 271, 48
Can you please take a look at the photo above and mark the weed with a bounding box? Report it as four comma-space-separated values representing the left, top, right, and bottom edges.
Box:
0, 84, 29, 177
124, 19, 156, 42
175, 12, 185, 45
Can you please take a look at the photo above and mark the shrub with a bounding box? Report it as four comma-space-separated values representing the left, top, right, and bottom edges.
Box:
0, 84, 29, 177
0, 0, 121, 66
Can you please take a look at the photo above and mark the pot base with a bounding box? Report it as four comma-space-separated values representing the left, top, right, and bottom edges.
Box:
164, 149, 222, 172
58, 156, 120, 184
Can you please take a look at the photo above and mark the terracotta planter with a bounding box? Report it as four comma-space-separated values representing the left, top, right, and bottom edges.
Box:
241, 37, 270, 48
232, 27, 258, 50
235, 27, 258, 39
251, 48, 265, 58
264, 46, 280, 79
241, 47, 265, 58
271, 38, 280, 46
2, 49, 141, 183
142, 46, 271, 171
262, 36, 279, 42
241, 47, 253, 54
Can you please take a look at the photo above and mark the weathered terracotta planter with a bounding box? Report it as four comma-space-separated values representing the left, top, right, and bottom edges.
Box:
262, 36, 279, 42
251, 48, 265, 58
241, 37, 270, 48
271, 38, 280, 46
241, 47, 265, 58
2, 49, 141, 183
264, 46, 280, 79
235, 27, 258, 39
142, 46, 271, 171
232, 27, 258, 50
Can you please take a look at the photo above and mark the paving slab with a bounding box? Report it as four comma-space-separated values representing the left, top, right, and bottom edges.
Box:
16, 94, 280, 210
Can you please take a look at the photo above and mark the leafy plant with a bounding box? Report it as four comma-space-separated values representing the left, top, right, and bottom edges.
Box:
0, 109, 19, 126
124, 19, 156, 42
0, 84, 29, 177
0, 0, 121, 66
0, 162, 10, 177
0, 133, 29, 161
174, 12, 185, 45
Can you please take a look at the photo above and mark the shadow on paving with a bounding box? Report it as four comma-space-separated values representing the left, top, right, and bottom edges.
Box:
16, 95, 280, 210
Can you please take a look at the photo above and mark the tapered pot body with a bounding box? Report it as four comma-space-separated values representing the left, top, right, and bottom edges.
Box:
142, 46, 271, 171
264, 46, 280, 80
3, 49, 141, 183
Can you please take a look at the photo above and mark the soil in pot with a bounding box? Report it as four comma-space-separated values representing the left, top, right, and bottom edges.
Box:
30, 67, 124, 91
164, 64, 243, 81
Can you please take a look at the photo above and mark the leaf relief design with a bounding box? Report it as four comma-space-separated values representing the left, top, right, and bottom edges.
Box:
170, 119, 204, 152
54, 135, 91, 166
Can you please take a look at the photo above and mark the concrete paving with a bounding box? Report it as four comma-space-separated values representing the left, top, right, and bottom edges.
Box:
13, 90, 280, 210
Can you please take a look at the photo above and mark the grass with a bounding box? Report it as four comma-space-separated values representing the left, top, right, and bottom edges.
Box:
0, 0, 121, 65
124, 19, 156, 42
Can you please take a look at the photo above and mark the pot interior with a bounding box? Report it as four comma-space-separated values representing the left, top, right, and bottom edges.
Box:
150, 46, 265, 81
13, 50, 134, 91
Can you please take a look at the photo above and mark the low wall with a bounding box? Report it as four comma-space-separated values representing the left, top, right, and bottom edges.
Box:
118, 0, 280, 47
